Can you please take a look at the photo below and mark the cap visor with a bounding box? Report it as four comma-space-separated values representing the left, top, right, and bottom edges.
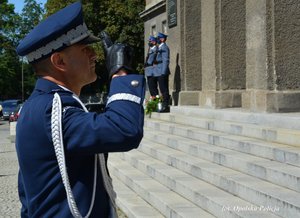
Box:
80, 34, 100, 44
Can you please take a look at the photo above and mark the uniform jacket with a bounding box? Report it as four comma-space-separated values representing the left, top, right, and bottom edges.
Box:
144, 45, 158, 77
155, 42, 170, 76
16, 75, 145, 217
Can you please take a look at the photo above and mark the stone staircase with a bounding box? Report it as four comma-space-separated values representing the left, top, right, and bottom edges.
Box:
108, 106, 300, 218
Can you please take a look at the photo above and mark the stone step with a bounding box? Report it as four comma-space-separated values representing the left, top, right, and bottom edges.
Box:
108, 154, 216, 218
170, 106, 300, 130
109, 152, 281, 218
143, 126, 300, 193
111, 175, 164, 218
150, 110, 300, 147
144, 118, 300, 168
134, 139, 300, 218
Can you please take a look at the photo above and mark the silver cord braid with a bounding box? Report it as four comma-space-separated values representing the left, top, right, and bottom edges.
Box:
51, 93, 97, 218
98, 154, 117, 209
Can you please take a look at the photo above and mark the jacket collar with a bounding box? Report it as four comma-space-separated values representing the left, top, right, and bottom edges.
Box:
34, 77, 73, 94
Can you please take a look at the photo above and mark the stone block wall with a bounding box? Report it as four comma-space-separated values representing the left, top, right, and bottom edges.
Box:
142, 0, 300, 112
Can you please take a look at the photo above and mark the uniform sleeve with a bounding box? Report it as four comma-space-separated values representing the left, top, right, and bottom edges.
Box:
147, 47, 158, 65
146, 50, 154, 65
162, 45, 170, 74
61, 75, 145, 155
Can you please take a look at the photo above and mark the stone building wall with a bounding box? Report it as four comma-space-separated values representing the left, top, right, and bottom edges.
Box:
141, 0, 300, 112
273, 0, 300, 90
220, 0, 246, 91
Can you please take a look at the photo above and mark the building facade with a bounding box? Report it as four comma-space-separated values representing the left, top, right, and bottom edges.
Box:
140, 0, 300, 112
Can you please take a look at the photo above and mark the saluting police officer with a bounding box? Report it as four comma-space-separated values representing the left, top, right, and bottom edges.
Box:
15, 2, 145, 218
144, 35, 159, 98
155, 32, 170, 112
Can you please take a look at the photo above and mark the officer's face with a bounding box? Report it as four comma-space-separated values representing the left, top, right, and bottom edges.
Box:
63, 43, 97, 86
150, 40, 156, 45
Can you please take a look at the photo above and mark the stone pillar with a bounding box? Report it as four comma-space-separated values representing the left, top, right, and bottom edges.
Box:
199, 0, 217, 107
178, 0, 202, 105
200, 0, 246, 108
243, 0, 300, 112
242, 0, 269, 111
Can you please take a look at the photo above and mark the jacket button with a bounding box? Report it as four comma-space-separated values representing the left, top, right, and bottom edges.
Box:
131, 80, 139, 87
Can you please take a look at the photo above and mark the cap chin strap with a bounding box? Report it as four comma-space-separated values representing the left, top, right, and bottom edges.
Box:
51, 93, 116, 217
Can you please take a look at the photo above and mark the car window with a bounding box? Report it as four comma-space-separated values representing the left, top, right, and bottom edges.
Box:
2, 100, 21, 109
3, 102, 16, 108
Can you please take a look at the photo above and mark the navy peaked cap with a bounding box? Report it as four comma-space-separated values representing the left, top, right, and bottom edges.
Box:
148, 36, 156, 41
16, 1, 100, 62
157, 32, 168, 39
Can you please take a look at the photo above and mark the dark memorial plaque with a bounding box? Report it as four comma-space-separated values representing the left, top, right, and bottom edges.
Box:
168, 0, 177, 28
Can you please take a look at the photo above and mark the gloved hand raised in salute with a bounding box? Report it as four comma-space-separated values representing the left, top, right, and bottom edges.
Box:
100, 31, 134, 78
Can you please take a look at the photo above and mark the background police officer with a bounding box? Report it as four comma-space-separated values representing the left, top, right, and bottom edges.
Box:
155, 32, 170, 112
15, 2, 145, 217
144, 35, 159, 98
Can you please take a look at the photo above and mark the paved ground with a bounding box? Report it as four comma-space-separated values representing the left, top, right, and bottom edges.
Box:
0, 121, 20, 217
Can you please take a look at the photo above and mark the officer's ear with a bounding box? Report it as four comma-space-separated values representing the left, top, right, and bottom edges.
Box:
50, 52, 67, 72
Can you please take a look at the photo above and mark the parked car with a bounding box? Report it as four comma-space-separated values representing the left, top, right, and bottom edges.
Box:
2, 99, 22, 120
9, 104, 23, 122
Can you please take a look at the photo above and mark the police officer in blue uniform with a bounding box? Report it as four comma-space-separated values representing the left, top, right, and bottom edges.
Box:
144, 36, 159, 98
155, 32, 170, 112
15, 2, 145, 218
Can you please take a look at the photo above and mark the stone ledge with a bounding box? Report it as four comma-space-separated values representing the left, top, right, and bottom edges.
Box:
178, 91, 200, 105
242, 90, 300, 112
140, 0, 165, 19
178, 90, 242, 108
199, 90, 243, 108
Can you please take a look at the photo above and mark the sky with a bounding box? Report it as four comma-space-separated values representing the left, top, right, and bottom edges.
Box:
8, 0, 47, 13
